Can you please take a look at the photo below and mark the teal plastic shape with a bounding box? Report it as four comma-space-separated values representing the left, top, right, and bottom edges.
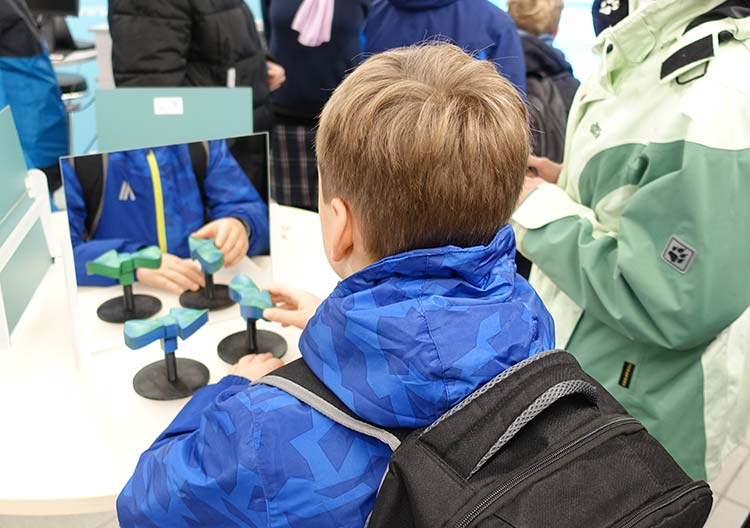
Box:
85, 246, 162, 286
188, 236, 224, 275
124, 307, 209, 352
0, 107, 34, 248
228, 274, 272, 321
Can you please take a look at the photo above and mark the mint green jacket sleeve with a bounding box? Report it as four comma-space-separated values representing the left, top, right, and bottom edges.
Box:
513, 94, 750, 351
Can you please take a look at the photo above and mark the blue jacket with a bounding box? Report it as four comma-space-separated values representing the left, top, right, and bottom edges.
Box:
63, 140, 269, 287
0, 0, 68, 170
363, 0, 526, 94
117, 225, 554, 527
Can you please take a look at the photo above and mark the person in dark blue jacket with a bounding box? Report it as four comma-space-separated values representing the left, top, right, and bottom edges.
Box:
363, 0, 527, 94
63, 140, 269, 293
0, 0, 68, 191
116, 44, 552, 527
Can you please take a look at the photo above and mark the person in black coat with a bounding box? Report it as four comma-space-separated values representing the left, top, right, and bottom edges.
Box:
108, 0, 285, 199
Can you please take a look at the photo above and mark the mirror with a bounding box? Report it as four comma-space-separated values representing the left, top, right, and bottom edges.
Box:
60, 133, 273, 358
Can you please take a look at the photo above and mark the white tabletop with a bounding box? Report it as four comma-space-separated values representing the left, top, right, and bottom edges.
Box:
50, 48, 98, 67
0, 205, 339, 515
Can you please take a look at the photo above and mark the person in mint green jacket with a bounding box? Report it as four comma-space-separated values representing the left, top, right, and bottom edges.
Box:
513, 0, 750, 481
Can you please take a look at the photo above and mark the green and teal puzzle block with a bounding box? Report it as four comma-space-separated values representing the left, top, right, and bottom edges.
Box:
125, 307, 208, 353
86, 246, 161, 286
188, 236, 224, 275
228, 274, 273, 321
124, 307, 210, 400
86, 246, 163, 323
217, 273, 286, 364
179, 237, 235, 311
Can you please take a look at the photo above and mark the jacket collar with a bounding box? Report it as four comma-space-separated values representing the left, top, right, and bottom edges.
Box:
594, 0, 729, 68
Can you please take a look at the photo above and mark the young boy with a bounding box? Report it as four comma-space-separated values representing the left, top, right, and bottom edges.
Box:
117, 44, 555, 527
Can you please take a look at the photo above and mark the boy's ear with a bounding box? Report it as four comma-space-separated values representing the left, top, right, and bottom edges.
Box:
330, 197, 355, 263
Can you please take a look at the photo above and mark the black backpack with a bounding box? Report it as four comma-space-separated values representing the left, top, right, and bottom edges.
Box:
257, 350, 713, 527
67, 141, 210, 240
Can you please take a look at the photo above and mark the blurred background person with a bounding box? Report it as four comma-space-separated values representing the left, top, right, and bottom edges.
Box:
363, 0, 526, 94
508, 0, 579, 278
509, 0, 578, 163
262, 0, 370, 211
0, 0, 68, 193
108, 0, 285, 200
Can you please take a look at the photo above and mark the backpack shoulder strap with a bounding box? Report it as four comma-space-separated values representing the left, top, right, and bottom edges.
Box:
255, 359, 409, 451
188, 141, 210, 196
70, 153, 108, 240
188, 141, 210, 222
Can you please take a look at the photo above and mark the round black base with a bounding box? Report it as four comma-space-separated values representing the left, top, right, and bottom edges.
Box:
217, 330, 287, 364
97, 294, 162, 323
179, 285, 235, 311
133, 358, 210, 400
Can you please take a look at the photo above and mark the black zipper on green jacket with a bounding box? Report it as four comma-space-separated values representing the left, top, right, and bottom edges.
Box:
453, 416, 642, 528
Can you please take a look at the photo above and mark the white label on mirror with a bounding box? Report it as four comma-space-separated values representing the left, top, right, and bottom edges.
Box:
153, 97, 184, 116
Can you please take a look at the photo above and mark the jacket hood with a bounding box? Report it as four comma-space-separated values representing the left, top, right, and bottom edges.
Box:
520, 31, 573, 77
299, 225, 555, 428
388, 0, 459, 11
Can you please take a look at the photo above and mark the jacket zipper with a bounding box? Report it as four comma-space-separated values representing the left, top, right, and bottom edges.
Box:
613, 481, 709, 528
453, 416, 641, 528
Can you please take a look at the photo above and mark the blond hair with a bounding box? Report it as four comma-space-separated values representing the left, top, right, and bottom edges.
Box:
508, 0, 564, 36
316, 44, 529, 259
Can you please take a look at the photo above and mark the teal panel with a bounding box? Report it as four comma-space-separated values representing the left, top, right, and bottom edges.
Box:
96, 88, 254, 152
0, 107, 30, 220
0, 197, 32, 249
0, 220, 52, 334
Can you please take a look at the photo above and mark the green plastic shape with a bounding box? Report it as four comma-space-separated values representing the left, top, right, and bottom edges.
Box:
188, 236, 224, 275
228, 274, 272, 321
124, 307, 208, 353
86, 246, 162, 286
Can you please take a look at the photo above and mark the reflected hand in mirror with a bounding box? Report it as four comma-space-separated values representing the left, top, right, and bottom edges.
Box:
192, 217, 250, 268
136, 253, 205, 294
62, 136, 271, 292
263, 285, 322, 330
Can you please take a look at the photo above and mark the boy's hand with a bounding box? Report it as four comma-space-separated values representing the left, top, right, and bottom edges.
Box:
136, 253, 205, 294
193, 217, 249, 267
228, 353, 283, 381
267, 61, 286, 91
263, 285, 322, 329
528, 155, 562, 184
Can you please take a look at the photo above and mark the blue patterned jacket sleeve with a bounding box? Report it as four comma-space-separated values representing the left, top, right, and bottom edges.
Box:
61, 158, 144, 287
116, 375, 272, 527
204, 140, 270, 256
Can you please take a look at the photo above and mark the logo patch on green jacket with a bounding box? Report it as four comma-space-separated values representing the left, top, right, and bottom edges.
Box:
619, 361, 635, 388
662, 236, 696, 273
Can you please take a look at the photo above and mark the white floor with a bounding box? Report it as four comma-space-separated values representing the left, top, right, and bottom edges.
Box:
706, 442, 750, 528
1, 444, 748, 527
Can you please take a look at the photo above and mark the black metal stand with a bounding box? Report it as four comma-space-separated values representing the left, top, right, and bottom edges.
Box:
179, 273, 235, 311
132, 352, 210, 401
97, 284, 161, 324
217, 318, 287, 365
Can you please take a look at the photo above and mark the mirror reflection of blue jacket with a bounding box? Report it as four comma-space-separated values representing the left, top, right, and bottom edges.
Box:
363, 0, 526, 93
62, 140, 269, 286
116, 226, 555, 527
